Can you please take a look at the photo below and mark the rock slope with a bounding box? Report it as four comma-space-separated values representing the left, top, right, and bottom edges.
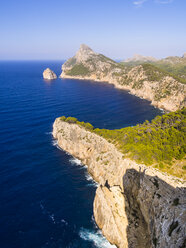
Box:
53, 118, 186, 248
43, 68, 57, 80
60, 45, 186, 111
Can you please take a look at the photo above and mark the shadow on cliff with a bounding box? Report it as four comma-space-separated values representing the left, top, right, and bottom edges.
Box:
122, 168, 186, 248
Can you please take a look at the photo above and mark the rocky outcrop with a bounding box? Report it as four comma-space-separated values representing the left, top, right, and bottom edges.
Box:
60, 45, 186, 112
53, 118, 186, 248
43, 68, 57, 80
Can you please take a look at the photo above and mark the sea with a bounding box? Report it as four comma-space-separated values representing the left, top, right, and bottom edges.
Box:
0, 61, 162, 248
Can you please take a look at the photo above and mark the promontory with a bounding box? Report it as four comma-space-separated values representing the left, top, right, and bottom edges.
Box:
60, 44, 186, 112
51, 45, 186, 247
53, 111, 186, 248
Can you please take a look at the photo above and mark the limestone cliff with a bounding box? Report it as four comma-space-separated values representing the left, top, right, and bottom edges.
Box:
43, 68, 57, 80
60, 45, 186, 112
53, 118, 186, 248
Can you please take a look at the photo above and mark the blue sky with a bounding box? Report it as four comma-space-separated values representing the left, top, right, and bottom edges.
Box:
0, 0, 185, 60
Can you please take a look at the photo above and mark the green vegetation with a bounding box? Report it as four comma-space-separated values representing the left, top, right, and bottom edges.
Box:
66, 63, 90, 76
60, 109, 186, 179
142, 64, 171, 81
142, 63, 186, 84
60, 116, 94, 130
121, 61, 186, 84
152, 57, 186, 83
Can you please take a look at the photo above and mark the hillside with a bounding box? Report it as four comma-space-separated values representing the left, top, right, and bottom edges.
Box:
60, 45, 186, 112
121, 53, 186, 83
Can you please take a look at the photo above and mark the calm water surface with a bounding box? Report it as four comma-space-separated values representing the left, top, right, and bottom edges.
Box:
0, 61, 162, 248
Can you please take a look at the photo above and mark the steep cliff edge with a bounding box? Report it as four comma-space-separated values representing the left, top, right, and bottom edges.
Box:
60, 44, 185, 111
53, 118, 186, 248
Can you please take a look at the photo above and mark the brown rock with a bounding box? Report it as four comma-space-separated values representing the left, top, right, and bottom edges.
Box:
43, 68, 57, 80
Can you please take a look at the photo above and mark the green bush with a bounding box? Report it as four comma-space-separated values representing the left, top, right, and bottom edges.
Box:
60, 116, 66, 121
65, 117, 78, 123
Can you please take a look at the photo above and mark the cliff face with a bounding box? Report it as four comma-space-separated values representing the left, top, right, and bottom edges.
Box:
53, 118, 186, 248
60, 45, 186, 112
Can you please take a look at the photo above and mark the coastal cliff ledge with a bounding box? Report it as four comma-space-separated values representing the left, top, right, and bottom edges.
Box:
53, 117, 186, 248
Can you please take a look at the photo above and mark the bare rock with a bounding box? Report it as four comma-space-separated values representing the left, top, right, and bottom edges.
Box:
43, 68, 57, 80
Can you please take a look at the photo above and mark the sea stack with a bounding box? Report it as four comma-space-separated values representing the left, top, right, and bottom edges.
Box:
43, 68, 57, 80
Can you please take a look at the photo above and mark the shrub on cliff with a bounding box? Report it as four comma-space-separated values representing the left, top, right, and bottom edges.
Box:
60, 116, 66, 121
65, 117, 78, 123
77, 121, 94, 130
60, 116, 94, 130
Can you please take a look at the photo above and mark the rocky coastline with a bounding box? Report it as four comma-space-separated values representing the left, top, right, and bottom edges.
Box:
53, 118, 186, 248
60, 45, 186, 112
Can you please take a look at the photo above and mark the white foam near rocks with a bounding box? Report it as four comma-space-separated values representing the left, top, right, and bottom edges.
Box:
85, 171, 99, 187
69, 157, 82, 166
79, 227, 116, 248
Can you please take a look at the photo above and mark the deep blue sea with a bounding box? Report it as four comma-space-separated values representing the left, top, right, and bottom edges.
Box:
0, 61, 162, 248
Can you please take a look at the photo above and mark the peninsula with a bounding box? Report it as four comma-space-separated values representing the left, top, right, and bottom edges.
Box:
52, 45, 186, 247
53, 110, 186, 248
60, 44, 186, 111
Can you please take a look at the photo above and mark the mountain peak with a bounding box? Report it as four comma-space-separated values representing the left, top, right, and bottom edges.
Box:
79, 44, 93, 52
75, 44, 96, 62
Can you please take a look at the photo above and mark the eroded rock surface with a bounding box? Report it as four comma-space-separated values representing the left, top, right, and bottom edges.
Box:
53, 118, 186, 248
43, 68, 57, 80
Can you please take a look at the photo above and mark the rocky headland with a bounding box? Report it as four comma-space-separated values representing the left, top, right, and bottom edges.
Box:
51, 45, 186, 247
53, 118, 186, 248
43, 68, 57, 80
60, 44, 186, 111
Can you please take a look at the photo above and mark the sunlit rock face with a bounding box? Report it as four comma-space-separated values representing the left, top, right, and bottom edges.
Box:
43, 68, 57, 80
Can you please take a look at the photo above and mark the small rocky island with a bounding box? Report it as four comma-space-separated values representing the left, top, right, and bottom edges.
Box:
43, 68, 57, 80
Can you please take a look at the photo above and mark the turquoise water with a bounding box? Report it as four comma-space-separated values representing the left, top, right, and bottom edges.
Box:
0, 61, 162, 248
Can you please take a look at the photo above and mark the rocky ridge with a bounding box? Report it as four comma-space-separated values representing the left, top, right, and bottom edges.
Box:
53, 118, 186, 248
43, 68, 57, 80
123, 54, 157, 63
60, 45, 186, 111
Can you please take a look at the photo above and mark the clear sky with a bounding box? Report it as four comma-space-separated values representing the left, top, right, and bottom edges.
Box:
0, 0, 185, 60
